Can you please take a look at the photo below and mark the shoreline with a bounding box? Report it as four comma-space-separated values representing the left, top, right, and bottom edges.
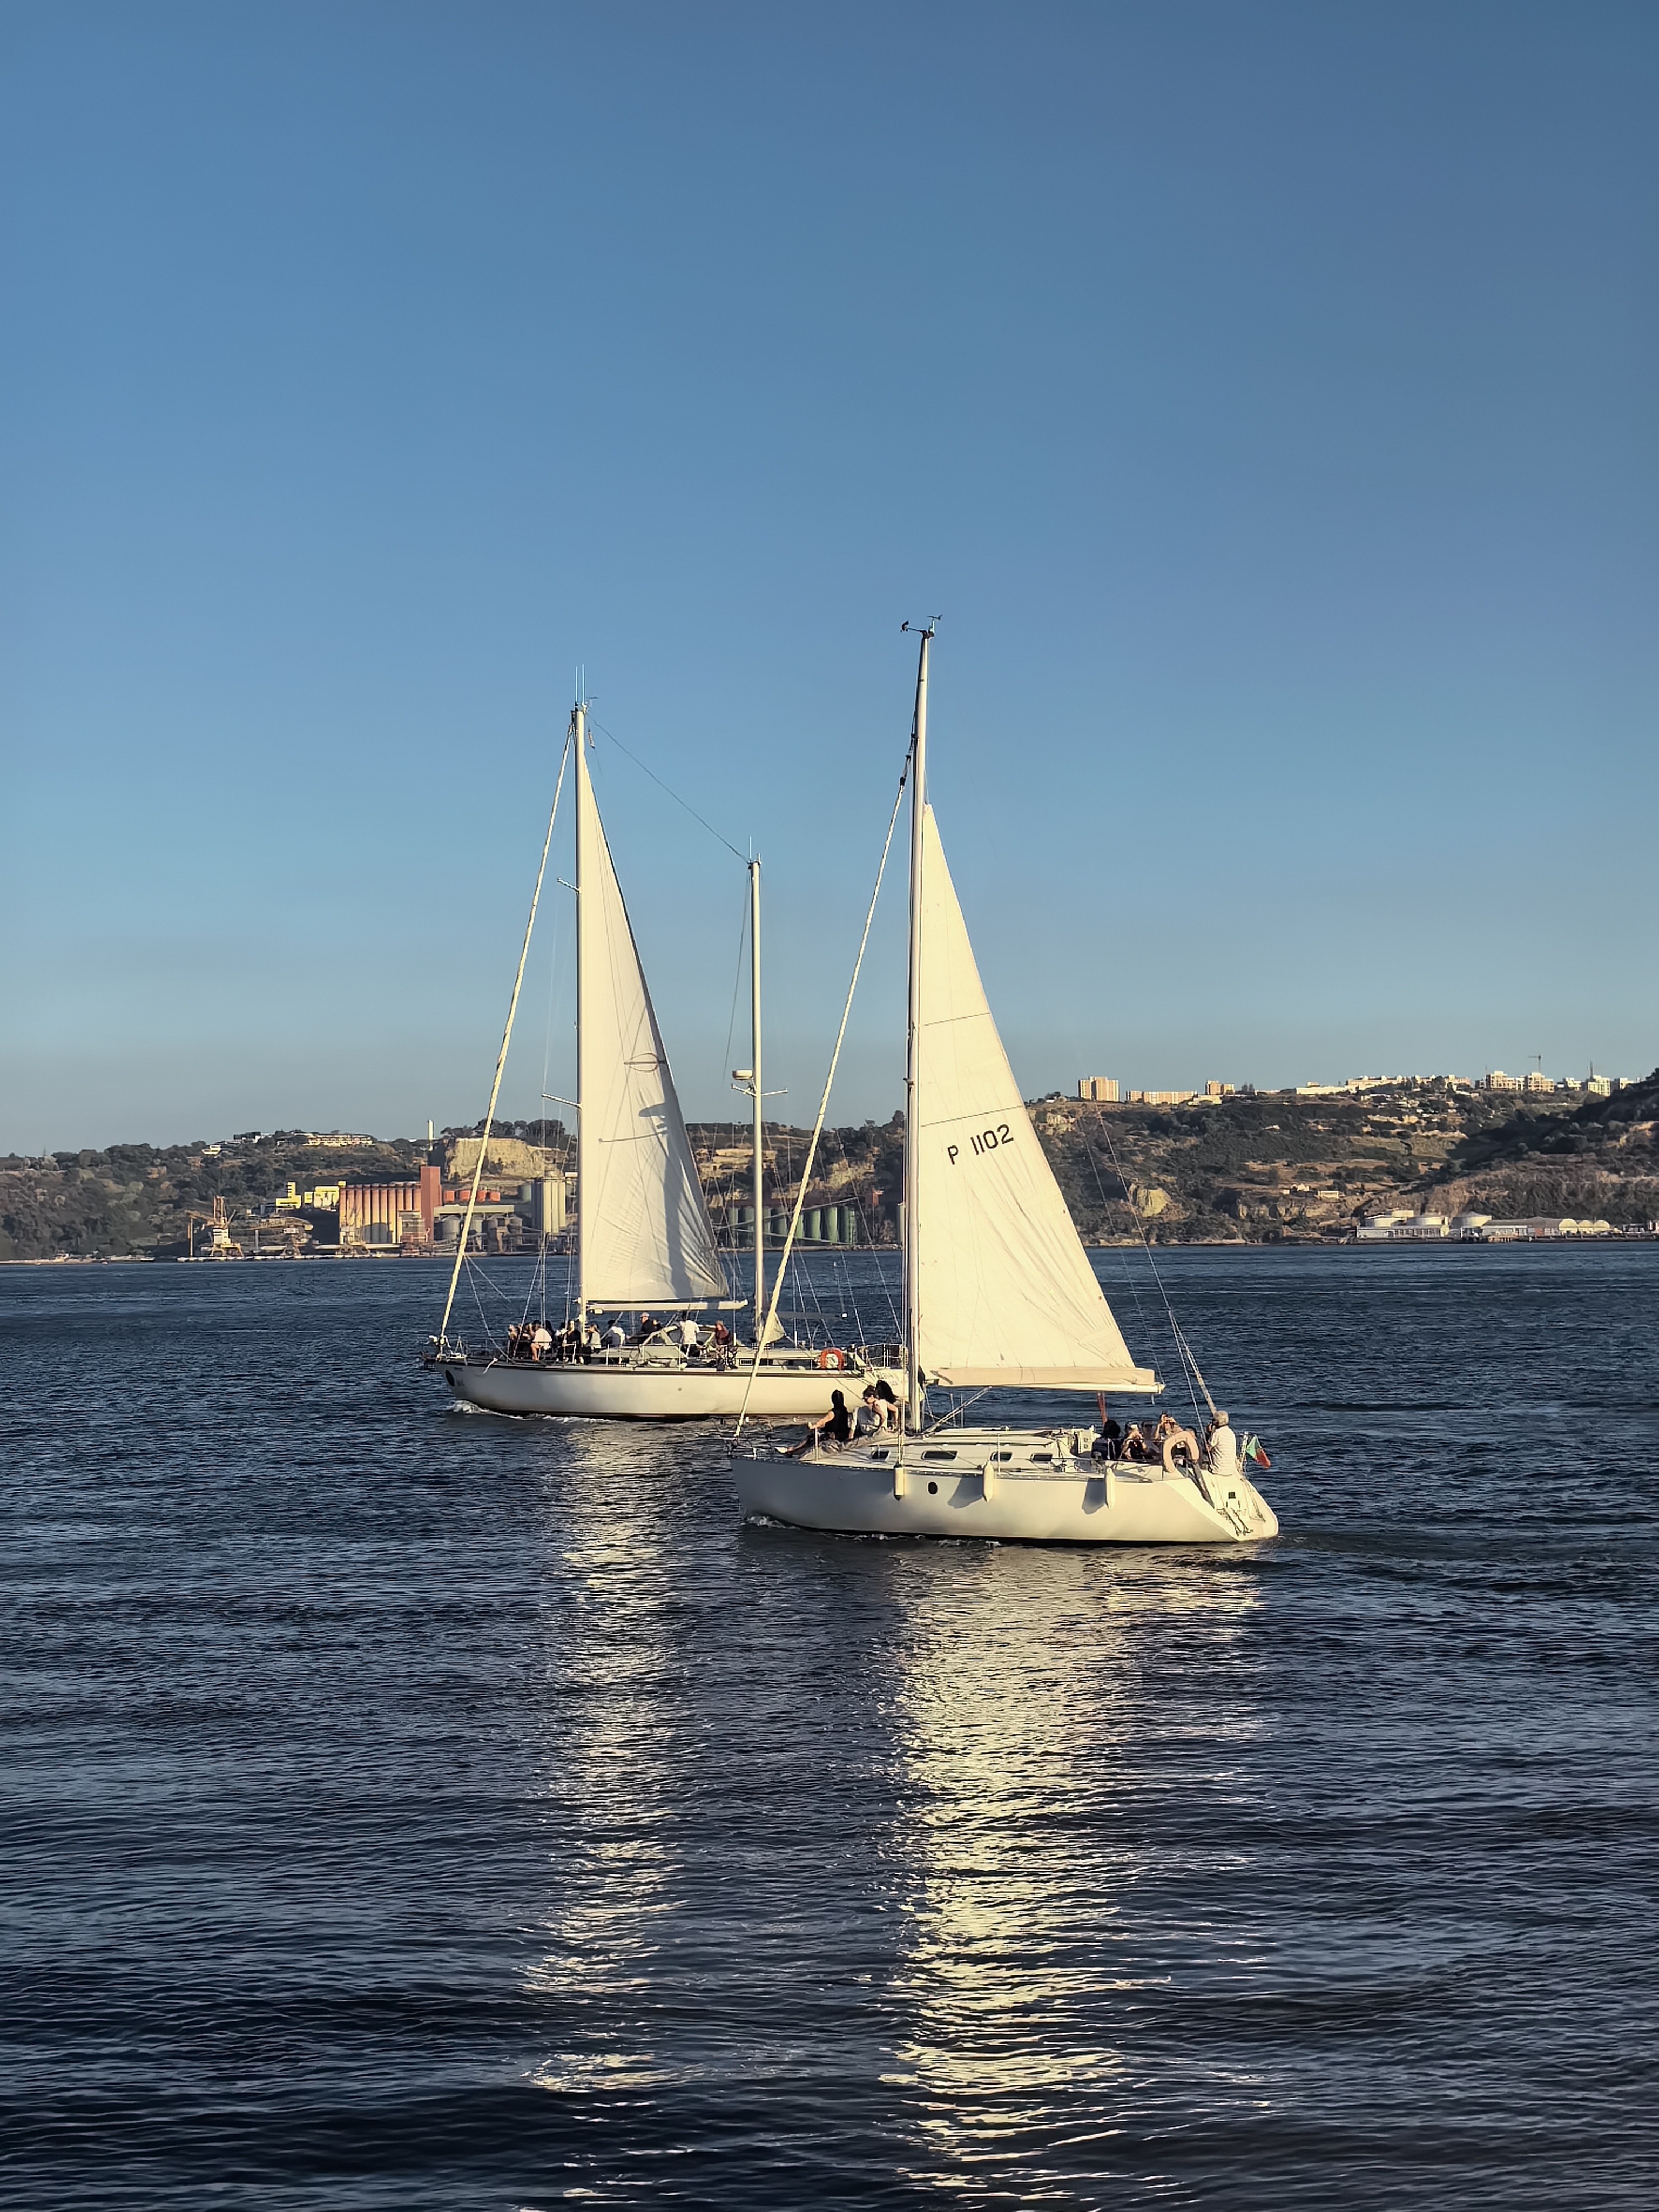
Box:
6, 1235, 1656, 1270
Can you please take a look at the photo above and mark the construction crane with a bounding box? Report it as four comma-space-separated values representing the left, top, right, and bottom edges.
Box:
183, 1194, 245, 1260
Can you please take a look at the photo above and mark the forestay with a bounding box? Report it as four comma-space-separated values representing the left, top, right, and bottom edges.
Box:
576, 744, 728, 1308
913, 805, 1157, 1392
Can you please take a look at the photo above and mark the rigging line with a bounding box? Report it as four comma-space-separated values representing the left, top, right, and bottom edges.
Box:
720, 885, 749, 1102
1071, 1100, 1158, 1374
535, 859, 572, 1329
459, 1253, 529, 1309
927, 1387, 987, 1435
733, 757, 909, 1440
588, 714, 746, 862
1085, 1104, 1213, 1422
467, 1259, 504, 1349
438, 730, 572, 1350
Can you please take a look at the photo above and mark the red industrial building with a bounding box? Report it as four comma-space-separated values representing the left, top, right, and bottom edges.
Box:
338, 1165, 501, 1246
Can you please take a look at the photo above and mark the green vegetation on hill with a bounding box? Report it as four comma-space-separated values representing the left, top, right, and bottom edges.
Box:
1429, 1072, 1659, 1226
0, 1135, 422, 1261
4, 1076, 1654, 1260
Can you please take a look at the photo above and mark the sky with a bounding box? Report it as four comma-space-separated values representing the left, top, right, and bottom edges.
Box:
3, 0, 1655, 1154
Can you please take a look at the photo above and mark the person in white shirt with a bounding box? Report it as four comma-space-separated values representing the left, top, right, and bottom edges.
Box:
603, 1320, 626, 1350
677, 1316, 700, 1354
852, 1386, 885, 1441
530, 1323, 554, 1361
1204, 1410, 1240, 1480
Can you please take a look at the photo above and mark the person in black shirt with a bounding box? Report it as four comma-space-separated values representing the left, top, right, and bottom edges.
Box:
787, 1388, 851, 1456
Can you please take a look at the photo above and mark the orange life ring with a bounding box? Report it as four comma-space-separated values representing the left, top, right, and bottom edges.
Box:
818, 1348, 849, 1371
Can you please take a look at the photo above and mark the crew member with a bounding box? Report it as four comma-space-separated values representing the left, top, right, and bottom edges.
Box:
787, 1388, 852, 1457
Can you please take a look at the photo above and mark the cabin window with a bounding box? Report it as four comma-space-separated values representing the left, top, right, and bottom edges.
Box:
923, 1449, 957, 1461
1029, 1452, 1054, 1464
869, 1449, 889, 1462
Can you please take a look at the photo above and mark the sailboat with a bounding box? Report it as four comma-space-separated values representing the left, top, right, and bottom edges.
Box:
436, 700, 905, 1421
733, 631, 1279, 1541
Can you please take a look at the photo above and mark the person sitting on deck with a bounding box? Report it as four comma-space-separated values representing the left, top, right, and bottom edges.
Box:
531, 1322, 554, 1362
1119, 1422, 1148, 1461
710, 1318, 732, 1350
581, 1321, 599, 1362
786, 1388, 852, 1458
1155, 1411, 1203, 1474
603, 1319, 626, 1350
1092, 1417, 1123, 1461
852, 1386, 886, 1441
631, 1313, 656, 1344
874, 1377, 900, 1430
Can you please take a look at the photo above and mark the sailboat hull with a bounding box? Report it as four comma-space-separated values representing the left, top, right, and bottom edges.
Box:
733, 1438, 1278, 1543
443, 1357, 904, 1421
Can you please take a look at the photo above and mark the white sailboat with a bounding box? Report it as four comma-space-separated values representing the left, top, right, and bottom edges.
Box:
437, 700, 904, 1421
733, 631, 1279, 1541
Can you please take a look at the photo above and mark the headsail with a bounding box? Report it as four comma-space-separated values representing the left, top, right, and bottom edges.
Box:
576, 743, 727, 1308
913, 805, 1156, 1392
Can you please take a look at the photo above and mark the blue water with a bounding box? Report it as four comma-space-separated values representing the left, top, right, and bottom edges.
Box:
3, 1244, 1657, 2209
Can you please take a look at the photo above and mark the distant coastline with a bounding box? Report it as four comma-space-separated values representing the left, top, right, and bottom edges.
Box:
3, 1071, 1654, 1264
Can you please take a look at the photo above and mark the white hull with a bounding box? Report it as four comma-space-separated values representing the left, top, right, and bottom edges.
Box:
442, 1355, 902, 1421
733, 1427, 1278, 1544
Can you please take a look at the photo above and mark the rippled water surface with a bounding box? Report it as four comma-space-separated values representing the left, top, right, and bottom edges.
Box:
4, 1245, 1657, 2209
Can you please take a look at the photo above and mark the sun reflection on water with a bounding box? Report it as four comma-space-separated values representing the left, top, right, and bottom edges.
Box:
877, 1547, 1266, 2193
520, 1427, 689, 2095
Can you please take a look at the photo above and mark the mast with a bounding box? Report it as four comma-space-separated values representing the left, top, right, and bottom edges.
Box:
748, 857, 765, 1341
902, 623, 934, 1431
573, 696, 589, 1331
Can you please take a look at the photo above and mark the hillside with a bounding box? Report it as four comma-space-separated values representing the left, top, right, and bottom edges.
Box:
5, 1078, 1654, 1261
0, 1134, 427, 1262
1417, 1072, 1659, 1228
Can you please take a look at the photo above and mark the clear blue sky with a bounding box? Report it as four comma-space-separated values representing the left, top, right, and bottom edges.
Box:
4, 0, 1655, 1153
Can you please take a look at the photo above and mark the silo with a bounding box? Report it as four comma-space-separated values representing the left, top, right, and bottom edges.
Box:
535, 1178, 565, 1235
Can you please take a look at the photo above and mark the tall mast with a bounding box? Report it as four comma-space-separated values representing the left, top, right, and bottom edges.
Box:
902, 624, 933, 1431
748, 857, 765, 1340
573, 696, 589, 1331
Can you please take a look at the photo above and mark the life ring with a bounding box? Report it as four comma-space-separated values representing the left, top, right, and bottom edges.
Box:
1161, 1427, 1202, 1475
818, 1348, 849, 1371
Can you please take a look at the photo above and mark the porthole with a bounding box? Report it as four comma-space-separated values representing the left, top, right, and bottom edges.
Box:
927, 1480, 939, 1494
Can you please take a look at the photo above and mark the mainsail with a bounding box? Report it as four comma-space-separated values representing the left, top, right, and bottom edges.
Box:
576, 741, 727, 1308
913, 805, 1156, 1392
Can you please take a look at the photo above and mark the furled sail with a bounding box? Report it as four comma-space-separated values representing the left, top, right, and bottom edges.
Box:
913, 805, 1157, 1392
576, 745, 728, 1307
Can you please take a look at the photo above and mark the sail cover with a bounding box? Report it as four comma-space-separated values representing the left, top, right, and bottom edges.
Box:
913, 806, 1156, 1392
577, 748, 727, 1307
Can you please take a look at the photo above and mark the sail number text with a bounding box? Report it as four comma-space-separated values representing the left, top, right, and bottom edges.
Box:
947, 1124, 1012, 1166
